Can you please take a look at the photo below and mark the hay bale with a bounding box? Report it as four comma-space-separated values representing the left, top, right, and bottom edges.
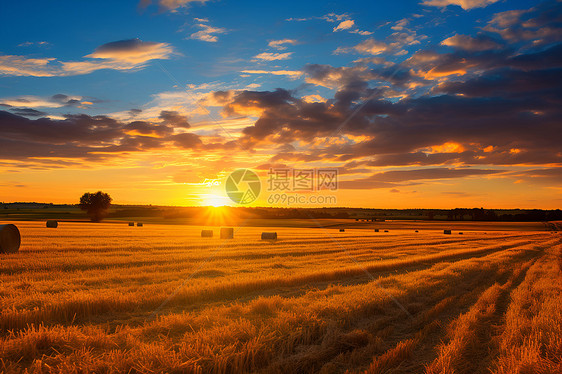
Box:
415, 230, 419, 233
261, 232, 277, 240
459, 232, 464, 235
220, 227, 234, 239
384, 230, 389, 232
128, 222, 134, 226
339, 229, 345, 232
46, 220, 58, 228
137, 222, 143, 227
201, 229, 213, 237
374, 229, 379, 232
0, 224, 21, 253
444, 229, 452, 234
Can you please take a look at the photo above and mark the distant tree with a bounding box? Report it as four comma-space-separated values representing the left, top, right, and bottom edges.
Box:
79, 191, 112, 222
427, 210, 435, 220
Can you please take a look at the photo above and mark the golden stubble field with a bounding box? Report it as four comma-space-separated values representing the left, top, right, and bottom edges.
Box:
0, 221, 561, 373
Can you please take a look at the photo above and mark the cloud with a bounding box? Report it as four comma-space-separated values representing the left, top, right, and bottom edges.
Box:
441, 34, 503, 51
290, 13, 372, 35
336, 38, 395, 56
241, 69, 303, 78
340, 168, 501, 189
0, 39, 173, 77
159, 110, 190, 128
333, 20, 355, 32
211, 26, 562, 170
139, 0, 210, 12
0, 94, 84, 109
10, 108, 48, 117
0, 55, 57, 77
350, 30, 374, 36
391, 18, 409, 31
422, 0, 500, 10
268, 39, 298, 50
0, 110, 204, 163
190, 20, 227, 42
484, 1, 562, 46
253, 52, 293, 61
85, 39, 173, 64
509, 168, 562, 185
18, 41, 50, 47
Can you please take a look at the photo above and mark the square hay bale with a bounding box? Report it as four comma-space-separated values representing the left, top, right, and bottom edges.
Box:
220, 227, 234, 239
415, 230, 419, 233
128, 222, 135, 226
444, 229, 452, 234
261, 232, 277, 240
374, 229, 379, 232
384, 230, 389, 232
137, 222, 143, 227
46, 220, 58, 228
0, 224, 20, 253
201, 229, 213, 238
339, 229, 345, 232
459, 232, 464, 235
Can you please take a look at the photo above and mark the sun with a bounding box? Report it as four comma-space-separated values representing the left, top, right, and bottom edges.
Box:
202, 194, 229, 207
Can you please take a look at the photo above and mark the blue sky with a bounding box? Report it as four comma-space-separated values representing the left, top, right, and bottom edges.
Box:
0, 0, 536, 112
1, 0, 561, 208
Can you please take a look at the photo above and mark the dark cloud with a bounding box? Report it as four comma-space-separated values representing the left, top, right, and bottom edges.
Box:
339, 168, 501, 189
211, 4, 562, 175
10, 108, 47, 117
509, 167, 562, 184
92, 38, 157, 54
441, 34, 505, 51
129, 108, 142, 117
0, 110, 202, 162
51, 94, 82, 107
126, 120, 173, 136
484, 1, 562, 46
170, 133, 202, 149
159, 110, 190, 128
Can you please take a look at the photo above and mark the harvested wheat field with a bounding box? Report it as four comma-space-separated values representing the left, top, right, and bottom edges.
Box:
0, 221, 561, 373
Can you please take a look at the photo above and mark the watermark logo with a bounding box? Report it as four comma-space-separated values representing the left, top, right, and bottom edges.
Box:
225, 169, 261, 204
267, 168, 338, 192
203, 178, 221, 187
266, 168, 338, 206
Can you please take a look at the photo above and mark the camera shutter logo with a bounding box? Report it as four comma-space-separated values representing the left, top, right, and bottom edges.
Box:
225, 169, 261, 204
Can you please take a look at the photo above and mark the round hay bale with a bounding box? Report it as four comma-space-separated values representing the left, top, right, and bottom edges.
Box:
0, 224, 21, 253
201, 229, 213, 237
444, 229, 452, 234
374, 229, 379, 232
415, 230, 419, 233
46, 220, 58, 228
137, 222, 143, 227
128, 222, 135, 226
339, 229, 345, 232
261, 232, 277, 240
220, 227, 234, 239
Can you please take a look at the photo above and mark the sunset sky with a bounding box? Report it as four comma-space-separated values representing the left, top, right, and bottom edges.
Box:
1, 0, 561, 208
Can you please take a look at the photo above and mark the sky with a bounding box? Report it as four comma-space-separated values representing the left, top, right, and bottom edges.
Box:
0, 0, 561, 209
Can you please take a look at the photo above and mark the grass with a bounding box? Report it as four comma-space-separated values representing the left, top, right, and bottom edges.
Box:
0, 221, 560, 373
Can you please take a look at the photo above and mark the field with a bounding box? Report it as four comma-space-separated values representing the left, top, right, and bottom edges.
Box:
0, 221, 561, 373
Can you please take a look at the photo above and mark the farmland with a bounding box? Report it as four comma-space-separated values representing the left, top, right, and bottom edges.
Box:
0, 221, 561, 373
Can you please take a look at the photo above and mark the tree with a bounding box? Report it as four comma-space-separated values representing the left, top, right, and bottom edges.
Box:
79, 191, 112, 222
